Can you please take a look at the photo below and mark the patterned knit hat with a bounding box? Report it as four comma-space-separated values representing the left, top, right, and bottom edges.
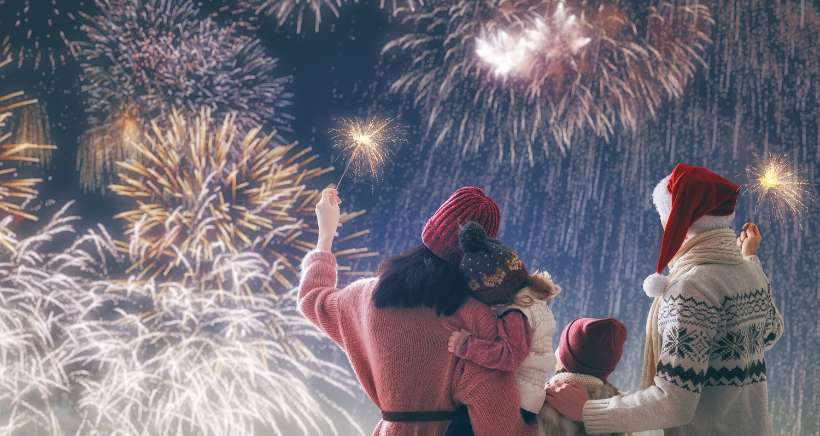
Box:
557, 317, 627, 382
422, 187, 501, 263
458, 222, 528, 305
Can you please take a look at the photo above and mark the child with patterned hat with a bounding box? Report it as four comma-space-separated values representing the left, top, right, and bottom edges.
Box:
445, 222, 561, 436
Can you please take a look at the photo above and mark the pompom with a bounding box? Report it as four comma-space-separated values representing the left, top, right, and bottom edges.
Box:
643, 273, 669, 297
459, 221, 489, 252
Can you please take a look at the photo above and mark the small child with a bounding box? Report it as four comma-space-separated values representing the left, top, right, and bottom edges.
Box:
537, 317, 630, 436
445, 222, 560, 436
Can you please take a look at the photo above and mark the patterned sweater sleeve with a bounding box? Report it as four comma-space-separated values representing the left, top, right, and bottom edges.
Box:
744, 255, 784, 350
583, 280, 720, 434
452, 310, 532, 372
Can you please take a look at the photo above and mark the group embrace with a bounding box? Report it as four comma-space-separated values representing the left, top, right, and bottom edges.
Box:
298, 163, 784, 436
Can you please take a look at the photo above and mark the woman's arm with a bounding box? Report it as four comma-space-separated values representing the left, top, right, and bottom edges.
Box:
449, 310, 532, 372
298, 250, 346, 345
297, 188, 346, 344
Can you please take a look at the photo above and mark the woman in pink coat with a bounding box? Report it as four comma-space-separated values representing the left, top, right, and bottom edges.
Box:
299, 186, 536, 436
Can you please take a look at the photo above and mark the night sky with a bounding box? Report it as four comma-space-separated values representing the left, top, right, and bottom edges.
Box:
0, 0, 817, 435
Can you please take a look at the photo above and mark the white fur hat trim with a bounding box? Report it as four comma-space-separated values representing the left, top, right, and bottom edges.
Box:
643, 273, 669, 297
652, 174, 736, 233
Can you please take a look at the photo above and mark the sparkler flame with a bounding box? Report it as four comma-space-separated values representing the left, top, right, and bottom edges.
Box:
332, 117, 400, 187
748, 155, 814, 222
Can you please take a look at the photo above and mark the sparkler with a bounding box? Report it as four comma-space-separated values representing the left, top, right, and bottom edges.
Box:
110, 108, 374, 291
331, 117, 399, 190
747, 155, 814, 222
382, 0, 713, 164
72, 0, 293, 192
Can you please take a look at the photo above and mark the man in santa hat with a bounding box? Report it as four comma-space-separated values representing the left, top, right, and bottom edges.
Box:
546, 163, 785, 436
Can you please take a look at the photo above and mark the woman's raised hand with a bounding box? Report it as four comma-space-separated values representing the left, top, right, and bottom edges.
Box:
737, 222, 762, 257
315, 187, 341, 252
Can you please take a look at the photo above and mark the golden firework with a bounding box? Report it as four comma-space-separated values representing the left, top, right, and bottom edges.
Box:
111, 108, 375, 291
77, 104, 142, 192
331, 116, 400, 188
0, 57, 53, 251
11, 101, 54, 167
748, 155, 814, 222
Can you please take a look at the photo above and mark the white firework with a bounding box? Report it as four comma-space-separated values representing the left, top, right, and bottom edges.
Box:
0, 203, 116, 436
64, 251, 365, 436
383, 0, 713, 164
475, 2, 590, 78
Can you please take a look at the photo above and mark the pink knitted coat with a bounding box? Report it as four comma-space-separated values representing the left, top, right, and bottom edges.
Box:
299, 251, 537, 436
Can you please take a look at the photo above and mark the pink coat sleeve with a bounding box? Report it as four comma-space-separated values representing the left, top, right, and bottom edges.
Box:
451, 300, 537, 436
297, 250, 346, 345
453, 310, 532, 371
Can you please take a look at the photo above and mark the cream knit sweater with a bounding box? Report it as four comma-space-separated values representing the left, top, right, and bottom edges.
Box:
582, 229, 784, 436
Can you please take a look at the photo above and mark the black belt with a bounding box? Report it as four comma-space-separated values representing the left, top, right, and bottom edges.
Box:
381, 410, 455, 422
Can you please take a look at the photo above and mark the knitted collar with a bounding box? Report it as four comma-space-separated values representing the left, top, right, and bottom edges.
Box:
668, 227, 743, 282
549, 371, 604, 388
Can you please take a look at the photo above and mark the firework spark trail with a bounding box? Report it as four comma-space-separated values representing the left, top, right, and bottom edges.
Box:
382, 0, 712, 164
0, 0, 85, 70
110, 108, 375, 291
249, 0, 346, 33
331, 117, 400, 188
0, 202, 115, 436
747, 155, 815, 223
62, 249, 365, 436
0, 57, 54, 249
72, 0, 293, 192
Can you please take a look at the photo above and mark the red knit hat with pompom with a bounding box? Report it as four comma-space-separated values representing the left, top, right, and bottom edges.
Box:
557, 317, 627, 382
422, 187, 500, 263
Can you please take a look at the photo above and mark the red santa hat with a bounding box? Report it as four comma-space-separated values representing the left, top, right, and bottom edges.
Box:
644, 163, 740, 297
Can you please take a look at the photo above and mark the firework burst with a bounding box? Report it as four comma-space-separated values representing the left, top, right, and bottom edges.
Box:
0, 58, 53, 248
249, 0, 347, 33
331, 116, 400, 188
63, 251, 365, 436
0, 203, 115, 436
382, 0, 713, 164
110, 108, 374, 291
8, 101, 54, 167
0, 0, 86, 70
747, 155, 814, 222
72, 0, 293, 192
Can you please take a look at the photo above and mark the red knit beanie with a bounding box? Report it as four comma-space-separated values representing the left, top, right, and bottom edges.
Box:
557, 317, 627, 382
422, 187, 500, 263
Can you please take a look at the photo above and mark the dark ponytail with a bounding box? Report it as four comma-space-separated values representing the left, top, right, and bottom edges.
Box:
372, 245, 471, 316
